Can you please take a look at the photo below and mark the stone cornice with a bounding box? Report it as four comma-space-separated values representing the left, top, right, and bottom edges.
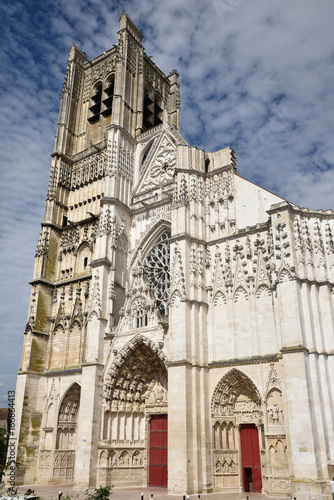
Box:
50, 151, 74, 163
71, 140, 108, 162
30, 273, 92, 288
280, 345, 334, 356
131, 195, 172, 214
106, 123, 136, 143
175, 164, 236, 178
169, 233, 207, 246
84, 46, 117, 68
29, 277, 54, 287
166, 356, 281, 369
208, 223, 269, 245
136, 124, 164, 142
294, 276, 334, 287
100, 197, 131, 214
166, 360, 198, 368
181, 298, 209, 307
90, 258, 112, 268
267, 201, 334, 218
29, 330, 49, 337
17, 370, 44, 377
45, 367, 83, 375
169, 225, 269, 247
208, 355, 280, 368
56, 273, 91, 286
81, 362, 105, 368
280, 345, 308, 354
42, 215, 98, 231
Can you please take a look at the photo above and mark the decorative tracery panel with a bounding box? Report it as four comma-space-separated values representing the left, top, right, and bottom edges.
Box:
53, 383, 81, 483
143, 232, 171, 317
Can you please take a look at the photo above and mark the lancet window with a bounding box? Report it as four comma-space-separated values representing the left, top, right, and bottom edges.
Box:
88, 75, 115, 124
143, 85, 163, 131
143, 232, 171, 317
132, 297, 148, 328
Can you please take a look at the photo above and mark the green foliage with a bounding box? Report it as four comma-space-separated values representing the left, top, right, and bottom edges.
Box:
84, 486, 113, 500
0, 481, 18, 498
61, 495, 80, 500
0, 429, 8, 459
0, 428, 9, 479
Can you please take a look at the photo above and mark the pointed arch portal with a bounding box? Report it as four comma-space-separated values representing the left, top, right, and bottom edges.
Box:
100, 336, 168, 487
211, 369, 263, 491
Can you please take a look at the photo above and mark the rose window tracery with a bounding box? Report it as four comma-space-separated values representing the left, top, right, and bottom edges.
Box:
143, 232, 170, 317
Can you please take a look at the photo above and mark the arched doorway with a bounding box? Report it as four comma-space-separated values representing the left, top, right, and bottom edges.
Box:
211, 369, 263, 492
53, 383, 81, 483
101, 335, 168, 487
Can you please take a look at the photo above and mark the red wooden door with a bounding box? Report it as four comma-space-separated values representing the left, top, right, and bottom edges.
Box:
240, 424, 262, 493
149, 415, 168, 487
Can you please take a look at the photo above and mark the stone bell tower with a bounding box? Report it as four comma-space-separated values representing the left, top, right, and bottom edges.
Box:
14, 11, 180, 487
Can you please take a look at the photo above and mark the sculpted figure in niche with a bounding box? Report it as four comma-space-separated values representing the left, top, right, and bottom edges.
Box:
268, 403, 279, 424
109, 451, 116, 466
70, 403, 77, 421
216, 460, 223, 473
155, 383, 164, 402
132, 450, 141, 466
119, 451, 129, 466
267, 389, 284, 425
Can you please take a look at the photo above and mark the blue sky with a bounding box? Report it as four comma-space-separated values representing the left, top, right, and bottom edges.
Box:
0, 0, 334, 405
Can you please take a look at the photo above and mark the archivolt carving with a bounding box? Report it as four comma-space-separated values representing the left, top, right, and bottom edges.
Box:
256, 285, 271, 299
104, 335, 167, 407
234, 286, 248, 303
101, 336, 167, 478
58, 384, 80, 426
170, 289, 182, 307
211, 369, 262, 422
213, 291, 227, 306
211, 370, 263, 488
278, 268, 293, 283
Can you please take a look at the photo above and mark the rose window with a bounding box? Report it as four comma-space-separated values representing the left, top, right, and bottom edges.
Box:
143, 232, 171, 317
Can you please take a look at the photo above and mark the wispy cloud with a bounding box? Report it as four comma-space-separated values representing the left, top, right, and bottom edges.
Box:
0, 0, 334, 403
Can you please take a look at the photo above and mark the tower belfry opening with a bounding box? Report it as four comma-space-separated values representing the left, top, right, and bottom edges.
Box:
13, 10, 334, 500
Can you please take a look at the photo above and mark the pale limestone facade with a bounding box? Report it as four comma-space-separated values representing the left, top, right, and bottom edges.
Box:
13, 12, 334, 500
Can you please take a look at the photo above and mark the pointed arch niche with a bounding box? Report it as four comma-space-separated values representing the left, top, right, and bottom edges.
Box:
52, 383, 81, 483
129, 222, 171, 322
99, 335, 167, 486
211, 369, 263, 490
75, 242, 91, 276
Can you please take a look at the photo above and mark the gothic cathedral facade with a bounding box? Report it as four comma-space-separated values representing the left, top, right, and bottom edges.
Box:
14, 12, 334, 500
